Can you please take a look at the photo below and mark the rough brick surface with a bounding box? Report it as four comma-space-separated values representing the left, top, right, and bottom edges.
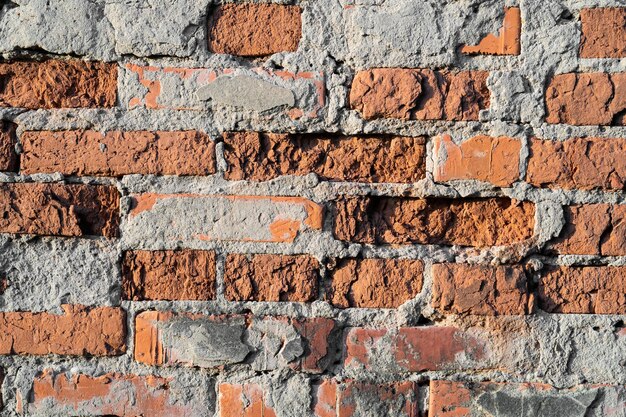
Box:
3, 1, 626, 415
550, 204, 626, 255
0, 60, 116, 109
545, 73, 626, 125
224, 253, 319, 302
433, 135, 521, 186
329, 258, 424, 308
122, 250, 216, 301
19, 370, 209, 416
580, 8, 626, 58
208, 4, 302, 56
538, 266, 626, 314
334, 197, 534, 246
223, 132, 426, 183
0, 121, 17, 172
0, 183, 119, 237
527, 137, 626, 190
0, 305, 125, 356
432, 264, 530, 315
350, 68, 490, 120
21, 130, 216, 176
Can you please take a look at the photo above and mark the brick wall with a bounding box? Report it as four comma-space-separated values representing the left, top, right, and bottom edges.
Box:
0, 1, 625, 416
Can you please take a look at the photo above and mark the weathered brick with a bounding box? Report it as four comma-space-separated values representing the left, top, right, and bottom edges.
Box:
21, 130, 215, 176
580, 8, 626, 58
0, 183, 119, 237
125, 194, 323, 245
314, 380, 419, 417
527, 137, 626, 190
433, 135, 521, 186
0, 121, 17, 172
345, 326, 487, 372
329, 258, 424, 308
333, 196, 534, 247
208, 4, 301, 56
122, 250, 216, 301
350, 68, 490, 120
545, 72, 626, 125
18, 370, 209, 416
224, 253, 319, 302
123, 64, 324, 118
0, 305, 125, 356
538, 266, 626, 314
0, 60, 116, 109
429, 380, 620, 417
549, 204, 626, 255
432, 264, 530, 315
135, 311, 335, 372
223, 132, 426, 183
462, 7, 521, 56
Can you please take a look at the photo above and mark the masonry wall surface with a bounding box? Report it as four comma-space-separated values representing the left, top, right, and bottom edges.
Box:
0, 0, 625, 416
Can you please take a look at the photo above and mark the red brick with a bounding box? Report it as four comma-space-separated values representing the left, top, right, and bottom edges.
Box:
580, 8, 626, 58
219, 382, 277, 417
333, 197, 534, 247
134, 311, 335, 372
350, 68, 490, 121
0, 305, 125, 356
462, 7, 521, 56
21, 130, 216, 176
208, 4, 301, 56
329, 258, 424, 308
122, 250, 216, 301
0, 183, 119, 238
224, 253, 319, 302
433, 135, 521, 186
550, 204, 626, 255
545, 72, 626, 125
314, 380, 419, 417
527, 137, 626, 190
0, 60, 116, 109
18, 370, 205, 416
345, 326, 486, 372
223, 132, 426, 183
538, 266, 626, 314
0, 121, 17, 172
432, 263, 530, 315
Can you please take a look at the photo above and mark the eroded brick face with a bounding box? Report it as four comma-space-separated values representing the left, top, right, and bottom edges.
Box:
223, 132, 426, 183
208, 4, 302, 56
329, 258, 424, 308
333, 196, 534, 246
580, 8, 626, 58
350, 68, 490, 120
545, 72, 626, 125
0, 183, 119, 237
224, 253, 319, 302
122, 250, 216, 301
528, 138, 626, 190
0, 60, 116, 109
432, 263, 530, 315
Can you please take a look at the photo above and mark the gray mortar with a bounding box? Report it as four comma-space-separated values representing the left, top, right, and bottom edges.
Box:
0, 0, 625, 415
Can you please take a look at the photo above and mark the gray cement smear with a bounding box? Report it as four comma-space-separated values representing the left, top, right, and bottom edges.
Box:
0, 0, 625, 415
